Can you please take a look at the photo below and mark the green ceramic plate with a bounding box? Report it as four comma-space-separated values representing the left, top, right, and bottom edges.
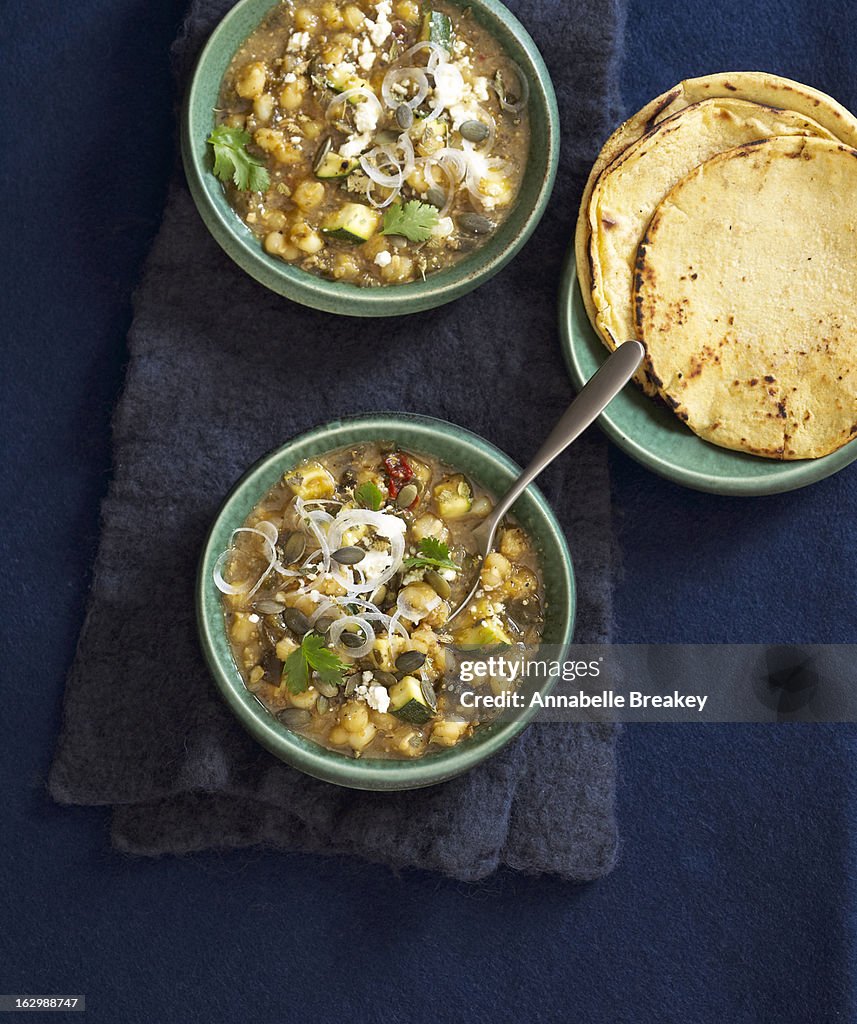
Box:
197, 413, 575, 791
559, 260, 857, 495
182, 0, 559, 317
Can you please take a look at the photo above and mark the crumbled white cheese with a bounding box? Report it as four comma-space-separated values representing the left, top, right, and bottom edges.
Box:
448, 98, 482, 129
362, 671, 374, 684
366, 683, 391, 714
439, 566, 457, 580
367, 0, 393, 45
357, 38, 376, 70
433, 63, 466, 109
359, 548, 394, 577
340, 133, 373, 158
290, 135, 302, 144
354, 98, 379, 134
286, 31, 311, 52
472, 76, 490, 102
248, 614, 260, 623
374, 250, 393, 267
283, 72, 297, 83
400, 567, 423, 585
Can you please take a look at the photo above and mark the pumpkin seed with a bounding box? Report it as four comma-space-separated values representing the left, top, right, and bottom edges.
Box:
315, 615, 335, 635
312, 134, 333, 174
420, 679, 438, 711
315, 677, 339, 698
282, 607, 311, 636
395, 103, 413, 129
340, 630, 366, 649
494, 69, 506, 106
425, 186, 446, 209
369, 584, 387, 606
387, 234, 408, 249
395, 649, 427, 674
331, 545, 366, 565
397, 483, 419, 509
344, 673, 359, 696
374, 671, 398, 688
263, 619, 285, 647
282, 531, 306, 564
458, 212, 495, 236
316, 695, 330, 715
425, 569, 451, 599
459, 119, 489, 143
277, 707, 312, 728
254, 599, 285, 615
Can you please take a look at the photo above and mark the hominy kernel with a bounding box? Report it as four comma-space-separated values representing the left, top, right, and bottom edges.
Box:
279, 78, 307, 110
252, 92, 274, 121
292, 179, 325, 211
320, 1, 344, 27
395, 0, 419, 22
343, 4, 365, 29
294, 7, 319, 30
235, 61, 267, 99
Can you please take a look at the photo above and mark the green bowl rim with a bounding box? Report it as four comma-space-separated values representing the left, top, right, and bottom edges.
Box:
196, 412, 576, 790
558, 255, 857, 496
181, 0, 560, 317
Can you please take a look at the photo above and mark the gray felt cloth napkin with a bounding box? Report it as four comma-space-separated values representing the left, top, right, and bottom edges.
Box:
50, 0, 625, 881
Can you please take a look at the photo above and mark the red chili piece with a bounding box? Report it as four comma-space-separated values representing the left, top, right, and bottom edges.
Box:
383, 452, 414, 499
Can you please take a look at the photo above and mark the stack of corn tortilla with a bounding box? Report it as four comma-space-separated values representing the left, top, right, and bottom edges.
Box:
575, 72, 857, 460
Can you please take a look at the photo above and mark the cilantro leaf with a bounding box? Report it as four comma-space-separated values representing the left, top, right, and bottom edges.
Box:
403, 536, 460, 573
207, 125, 270, 192
281, 632, 350, 694
282, 644, 309, 694
381, 200, 439, 242
354, 480, 385, 511
303, 633, 351, 684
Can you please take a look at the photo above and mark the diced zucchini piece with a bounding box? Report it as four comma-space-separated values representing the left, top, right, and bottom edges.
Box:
322, 202, 381, 243
326, 65, 371, 95
454, 619, 514, 648
314, 151, 359, 179
389, 675, 433, 725
419, 9, 454, 52
284, 461, 336, 499
433, 474, 472, 518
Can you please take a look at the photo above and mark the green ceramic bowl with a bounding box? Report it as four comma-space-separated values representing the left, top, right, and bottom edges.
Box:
197, 413, 575, 790
181, 0, 559, 317
559, 261, 857, 495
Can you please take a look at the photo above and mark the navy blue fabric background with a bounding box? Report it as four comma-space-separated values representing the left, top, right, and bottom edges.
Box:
2, 0, 856, 1020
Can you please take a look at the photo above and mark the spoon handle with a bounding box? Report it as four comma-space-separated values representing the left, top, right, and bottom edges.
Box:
486, 341, 644, 537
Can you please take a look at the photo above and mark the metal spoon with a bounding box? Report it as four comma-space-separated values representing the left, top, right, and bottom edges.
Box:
448, 341, 644, 622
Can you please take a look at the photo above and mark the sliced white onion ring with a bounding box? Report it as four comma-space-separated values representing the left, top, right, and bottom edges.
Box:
360, 150, 404, 189
381, 67, 430, 110
329, 615, 377, 659
492, 61, 530, 113
213, 526, 278, 597
327, 510, 406, 594
396, 41, 448, 69
326, 86, 383, 124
